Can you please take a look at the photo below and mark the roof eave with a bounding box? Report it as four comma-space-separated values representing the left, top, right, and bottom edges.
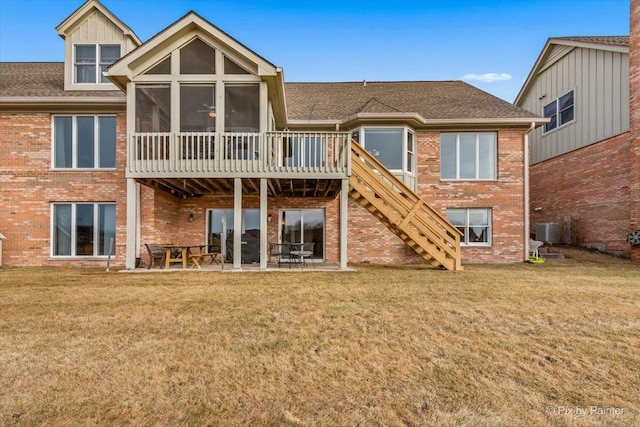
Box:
0, 96, 126, 112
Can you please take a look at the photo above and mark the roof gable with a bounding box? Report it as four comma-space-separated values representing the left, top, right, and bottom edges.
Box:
56, 0, 141, 46
515, 36, 629, 105
106, 11, 278, 86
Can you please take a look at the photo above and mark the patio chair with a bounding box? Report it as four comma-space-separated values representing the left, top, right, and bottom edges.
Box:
529, 238, 544, 260
145, 243, 166, 269
269, 243, 291, 267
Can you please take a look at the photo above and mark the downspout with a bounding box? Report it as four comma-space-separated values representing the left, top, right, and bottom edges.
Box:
523, 122, 536, 262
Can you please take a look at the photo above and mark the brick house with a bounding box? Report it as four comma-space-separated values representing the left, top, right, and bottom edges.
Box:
515, 32, 640, 261
0, 0, 545, 270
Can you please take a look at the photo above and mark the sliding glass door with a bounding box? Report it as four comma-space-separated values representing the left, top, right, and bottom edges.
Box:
207, 209, 260, 263
280, 209, 324, 260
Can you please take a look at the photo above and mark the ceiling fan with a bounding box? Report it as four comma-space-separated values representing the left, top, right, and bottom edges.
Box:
196, 103, 216, 118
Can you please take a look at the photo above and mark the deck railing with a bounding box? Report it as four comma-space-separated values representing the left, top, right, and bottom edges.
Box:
127, 131, 351, 178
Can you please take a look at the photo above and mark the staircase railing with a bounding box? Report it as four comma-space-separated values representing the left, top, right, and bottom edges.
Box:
350, 142, 463, 271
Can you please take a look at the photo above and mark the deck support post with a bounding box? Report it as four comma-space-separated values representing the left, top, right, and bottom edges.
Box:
260, 178, 268, 270
233, 178, 242, 270
125, 178, 138, 270
340, 178, 349, 269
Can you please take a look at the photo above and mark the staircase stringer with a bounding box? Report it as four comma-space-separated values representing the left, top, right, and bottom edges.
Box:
349, 142, 463, 271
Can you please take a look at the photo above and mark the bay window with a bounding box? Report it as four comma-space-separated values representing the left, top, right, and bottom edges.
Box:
52, 203, 116, 257
354, 127, 416, 173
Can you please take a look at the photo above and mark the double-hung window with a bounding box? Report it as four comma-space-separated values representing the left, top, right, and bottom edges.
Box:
75, 44, 121, 83
543, 90, 574, 133
440, 133, 496, 180
446, 208, 492, 246
52, 203, 116, 257
53, 116, 116, 169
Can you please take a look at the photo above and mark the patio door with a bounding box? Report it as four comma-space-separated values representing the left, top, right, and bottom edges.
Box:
207, 208, 260, 263
280, 209, 324, 261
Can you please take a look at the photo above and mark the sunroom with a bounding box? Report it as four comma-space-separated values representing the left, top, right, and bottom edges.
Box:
105, 12, 352, 271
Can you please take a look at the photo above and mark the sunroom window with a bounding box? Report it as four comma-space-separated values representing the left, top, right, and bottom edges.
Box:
225, 84, 260, 132
180, 84, 216, 132
180, 38, 215, 74
135, 85, 171, 132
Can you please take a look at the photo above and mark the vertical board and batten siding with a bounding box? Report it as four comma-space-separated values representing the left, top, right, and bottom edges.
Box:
522, 45, 629, 164
68, 10, 130, 47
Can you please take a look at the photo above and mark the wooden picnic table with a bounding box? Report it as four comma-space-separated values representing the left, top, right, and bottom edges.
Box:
162, 244, 206, 269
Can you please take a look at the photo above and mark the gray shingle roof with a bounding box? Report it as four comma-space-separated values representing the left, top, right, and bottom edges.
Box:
1, 63, 537, 122
553, 36, 629, 47
284, 81, 537, 121
0, 62, 123, 98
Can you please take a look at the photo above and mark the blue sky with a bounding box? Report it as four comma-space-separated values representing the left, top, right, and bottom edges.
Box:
0, 0, 630, 102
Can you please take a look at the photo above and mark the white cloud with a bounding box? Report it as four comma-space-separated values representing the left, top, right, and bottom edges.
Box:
463, 73, 512, 83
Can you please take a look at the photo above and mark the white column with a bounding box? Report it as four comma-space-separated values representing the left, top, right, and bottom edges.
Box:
125, 178, 138, 270
340, 178, 349, 269
233, 178, 242, 270
260, 178, 268, 270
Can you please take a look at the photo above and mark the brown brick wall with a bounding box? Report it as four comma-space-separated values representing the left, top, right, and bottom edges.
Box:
0, 111, 128, 267
1, 111, 527, 266
529, 133, 632, 257
630, 0, 640, 261
136, 191, 341, 264
347, 130, 527, 264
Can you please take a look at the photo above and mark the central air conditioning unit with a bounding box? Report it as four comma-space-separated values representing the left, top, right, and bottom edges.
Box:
536, 223, 560, 243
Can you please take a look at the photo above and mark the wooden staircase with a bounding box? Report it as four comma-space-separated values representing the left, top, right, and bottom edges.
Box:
349, 142, 463, 271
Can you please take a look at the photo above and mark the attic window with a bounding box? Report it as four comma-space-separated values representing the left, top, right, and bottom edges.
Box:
75, 44, 120, 83
180, 38, 215, 74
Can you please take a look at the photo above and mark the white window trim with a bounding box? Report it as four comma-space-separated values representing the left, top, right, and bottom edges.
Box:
542, 89, 575, 135
356, 126, 416, 175
51, 115, 117, 170
447, 208, 492, 247
50, 203, 116, 258
440, 132, 497, 181
73, 43, 121, 84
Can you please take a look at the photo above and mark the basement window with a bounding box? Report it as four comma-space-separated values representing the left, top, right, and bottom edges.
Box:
52, 203, 115, 257
446, 208, 492, 246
